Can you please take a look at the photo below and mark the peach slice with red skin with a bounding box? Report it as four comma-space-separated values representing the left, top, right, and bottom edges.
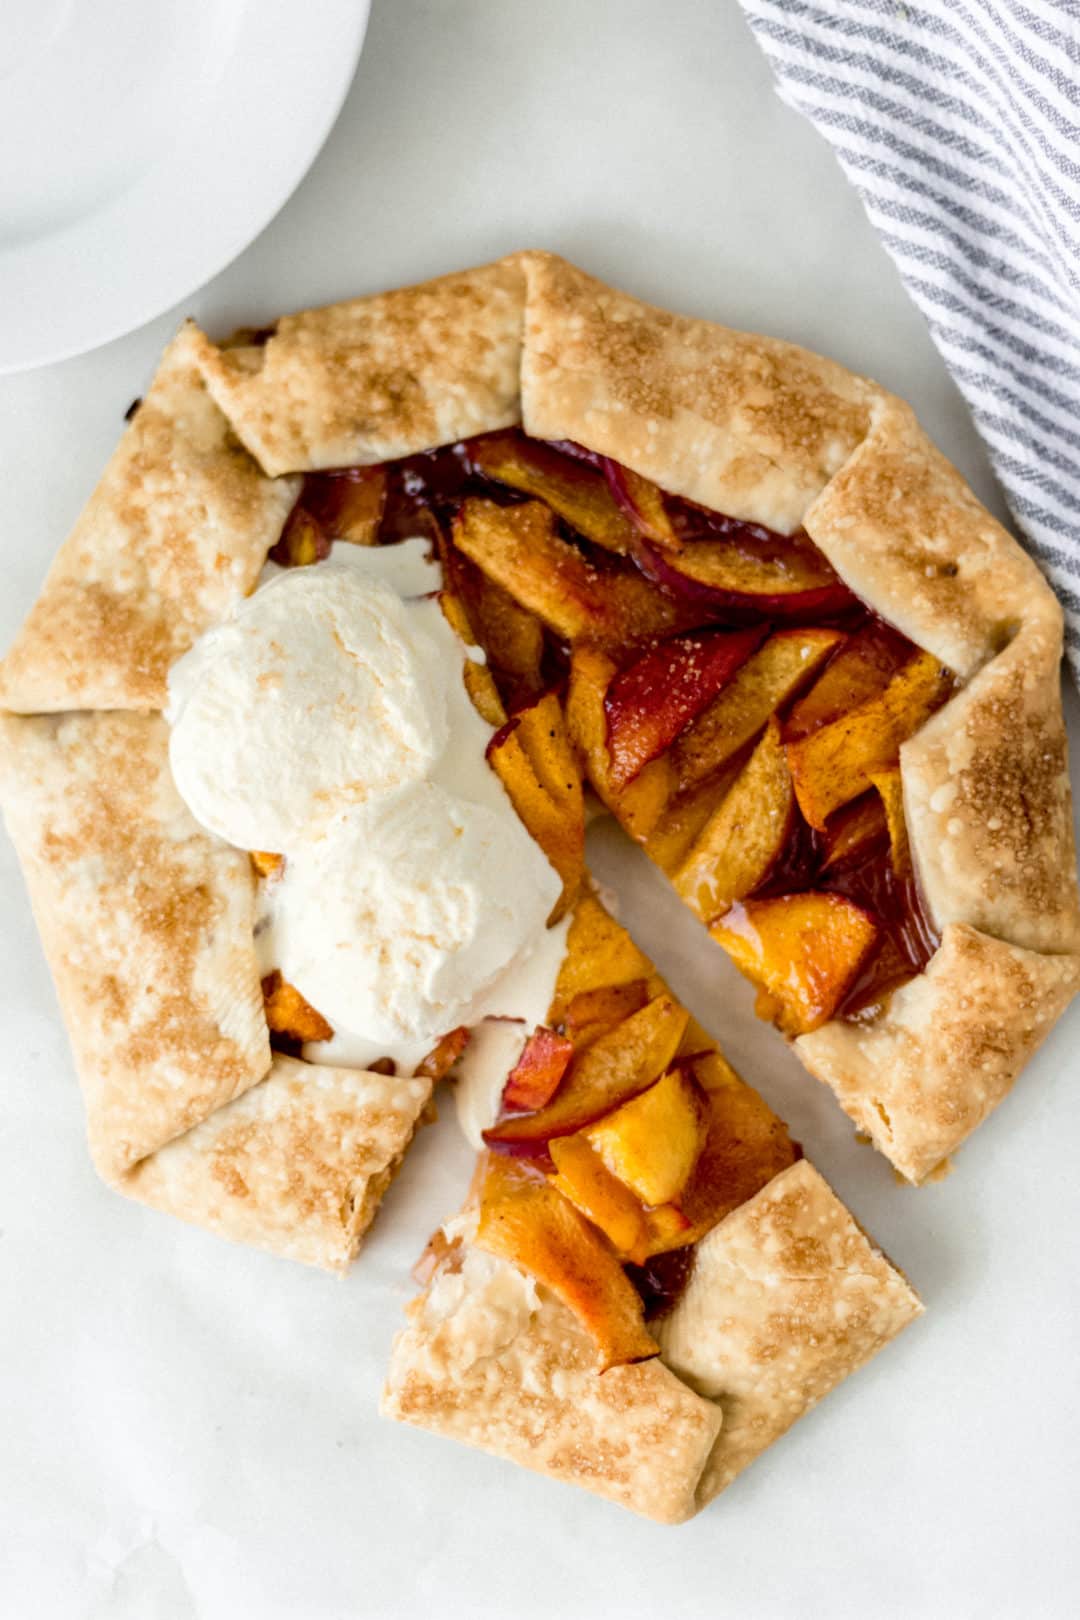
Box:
711, 892, 879, 1036
603, 461, 681, 548
674, 718, 795, 924
603, 627, 765, 789
567, 646, 675, 841
483, 993, 689, 1145
470, 432, 636, 554
453, 499, 685, 650
673, 627, 845, 792
786, 648, 952, 829
636, 527, 855, 619
474, 1151, 658, 1370
584, 1067, 708, 1208
501, 1027, 575, 1112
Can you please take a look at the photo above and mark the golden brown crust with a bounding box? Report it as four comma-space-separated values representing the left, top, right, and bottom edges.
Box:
656, 1160, 922, 1503
191, 260, 527, 476
0, 326, 297, 713
122, 1054, 433, 1274
803, 394, 1058, 681
797, 925, 1080, 1183
0, 710, 270, 1180
517, 251, 878, 535
381, 1246, 723, 1524
902, 626, 1080, 955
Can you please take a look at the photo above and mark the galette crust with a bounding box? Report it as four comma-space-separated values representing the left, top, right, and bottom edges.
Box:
655, 1160, 923, 1502
382, 1251, 723, 1525
189, 260, 527, 477
0, 710, 270, 1180
516, 251, 878, 536
384, 1159, 920, 1518
0, 326, 298, 714
796, 925, 1080, 1184
123, 1054, 433, 1274
2, 249, 1076, 1197
902, 627, 1080, 956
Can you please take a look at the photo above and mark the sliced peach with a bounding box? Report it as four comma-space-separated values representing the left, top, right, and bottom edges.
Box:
250, 850, 284, 880
673, 627, 844, 792
651, 1060, 798, 1251
674, 718, 794, 923
603, 462, 680, 548
453, 499, 684, 650
471, 432, 635, 554
786, 649, 952, 829
821, 791, 889, 871
261, 971, 332, 1043
548, 1135, 651, 1261
642, 777, 735, 874
486, 693, 584, 922
637, 529, 854, 618
483, 993, 689, 1145
783, 620, 913, 741
269, 503, 330, 568
711, 892, 879, 1036
838, 936, 917, 1022
567, 646, 674, 840
501, 1026, 574, 1112
547, 894, 655, 1026
641, 1202, 692, 1251
585, 1067, 708, 1207
303, 466, 387, 544
603, 628, 765, 788
416, 1025, 471, 1082
869, 767, 911, 876
462, 660, 507, 727
474, 1152, 658, 1370
471, 582, 545, 703
564, 979, 650, 1038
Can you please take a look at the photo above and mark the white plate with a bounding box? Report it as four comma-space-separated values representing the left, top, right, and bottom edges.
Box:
0, 0, 371, 373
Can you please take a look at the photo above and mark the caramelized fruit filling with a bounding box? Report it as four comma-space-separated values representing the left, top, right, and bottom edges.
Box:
276, 430, 949, 1034
266, 435, 953, 1359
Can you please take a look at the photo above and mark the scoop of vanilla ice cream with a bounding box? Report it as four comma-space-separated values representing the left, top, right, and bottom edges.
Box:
271, 782, 562, 1043
167, 565, 449, 851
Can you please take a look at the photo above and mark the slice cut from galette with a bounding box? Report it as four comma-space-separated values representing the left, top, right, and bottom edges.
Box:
0, 252, 1075, 1518
383, 890, 921, 1522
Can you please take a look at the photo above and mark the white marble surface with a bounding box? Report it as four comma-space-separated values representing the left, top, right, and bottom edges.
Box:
1, 3, 1078, 1617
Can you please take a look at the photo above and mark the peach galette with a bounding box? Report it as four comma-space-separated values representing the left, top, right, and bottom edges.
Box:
0, 253, 1075, 1518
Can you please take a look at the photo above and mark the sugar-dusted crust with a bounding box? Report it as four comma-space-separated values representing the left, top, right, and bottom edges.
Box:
517, 251, 877, 536
654, 1159, 923, 1502
902, 625, 1080, 956
381, 1244, 723, 1524
0, 710, 270, 1180
0, 326, 298, 714
123, 1054, 432, 1274
190, 260, 527, 477
797, 925, 1080, 1184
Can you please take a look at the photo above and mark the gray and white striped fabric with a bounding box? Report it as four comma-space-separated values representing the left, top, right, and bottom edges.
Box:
738, 0, 1080, 676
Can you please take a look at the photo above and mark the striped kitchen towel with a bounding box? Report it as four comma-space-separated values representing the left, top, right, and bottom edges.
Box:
738, 0, 1080, 675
